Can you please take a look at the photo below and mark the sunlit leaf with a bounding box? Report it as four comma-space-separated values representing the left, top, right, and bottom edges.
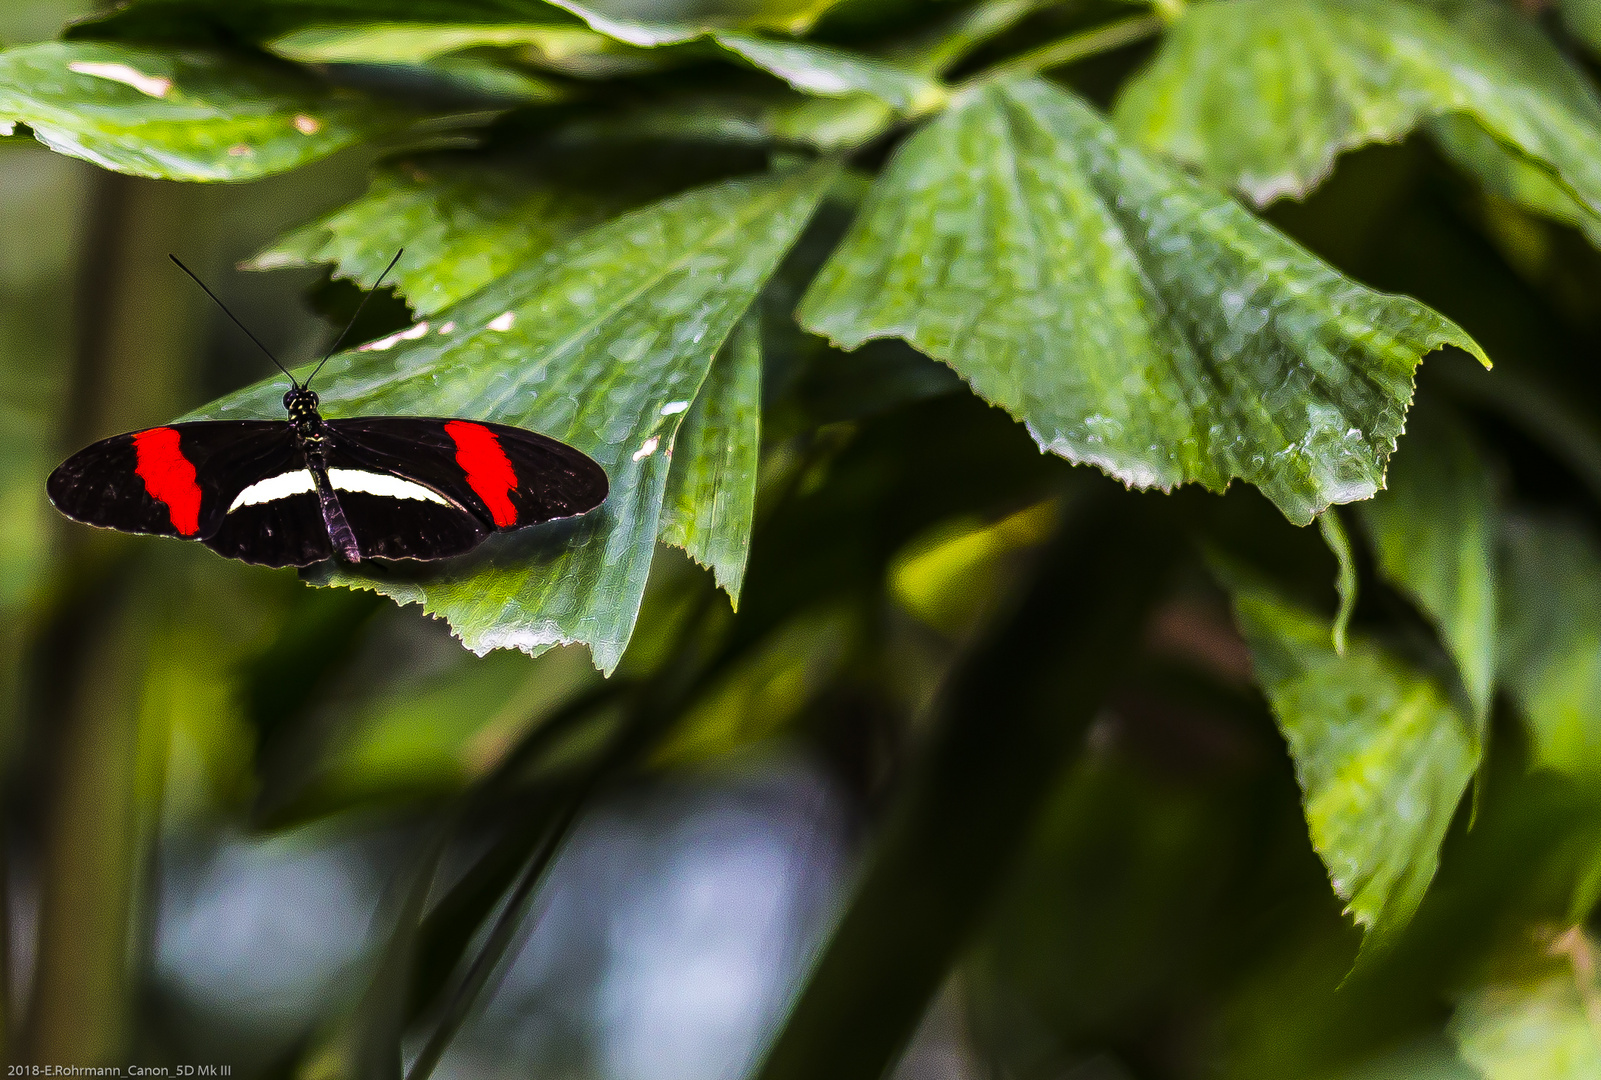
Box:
1114, 0, 1601, 218
0, 41, 398, 181
658, 315, 762, 603
1500, 514, 1601, 780
1319, 509, 1357, 657
249, 158, 623, 315
799, 76, 1487, 526
268, 21, 578, 63
712, 32, 946, 114
1359, 402, 1498, 725
197, 164, 835, 672
1450, 928, 1601, 1080
546, 0, 847, 45
1229, 577, 1477, 942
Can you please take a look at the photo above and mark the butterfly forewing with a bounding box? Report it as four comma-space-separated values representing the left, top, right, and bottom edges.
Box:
47, 421, 299, 541
326, 417, 609, 531
48, 415, 608, 568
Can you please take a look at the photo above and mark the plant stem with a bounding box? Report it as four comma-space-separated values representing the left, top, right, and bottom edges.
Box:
966, 12, 1165, 85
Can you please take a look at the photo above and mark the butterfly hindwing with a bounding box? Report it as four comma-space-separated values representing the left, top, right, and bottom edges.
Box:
47, 421, 299, 541
326, 417, 609, 531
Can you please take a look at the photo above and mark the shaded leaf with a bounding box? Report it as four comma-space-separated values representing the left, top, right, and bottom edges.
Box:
196, 165, 835, 672
1430, 114, 1601, 248
754, 489, 1180, 1080
1450, 928, 1601, 1080
66, 0, 554, 45
1562, 0, 1601, 59
712, 32, 945, 114
799, 77, 1487, 526
249, 158, 622, 315
1113, 0, 1601, 217
1229, 578, 1477, 942
0, 41, 397, 181
1500, 514, 1601, 779
1359, 402, 1498, 725
658, 314, 762, 604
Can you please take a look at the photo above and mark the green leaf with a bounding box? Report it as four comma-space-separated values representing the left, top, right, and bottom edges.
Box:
249, 157, 622, 315
1113, 0, 1601, 218
1359, 402, 1498, 726
1319, 509, 1357, 657
268, 21, 576, 63
1449, 928, 1601, 1080
0, 41, 397, 181
1229, 578, 1478, 942
198, 165, 835, 672
1561, 0, 1601, 59
545, 0, 847, 45
754, 491, 1180, 1080
1500, 514, 1601, 779
66, 0, 555, 45
1430, 114, 1601, 247
712, 32, 946, 114
798, 77, 1487, 526
658, 314, 762, 604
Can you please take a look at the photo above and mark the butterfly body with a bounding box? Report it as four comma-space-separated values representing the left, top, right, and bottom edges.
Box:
48, 387, 609, 568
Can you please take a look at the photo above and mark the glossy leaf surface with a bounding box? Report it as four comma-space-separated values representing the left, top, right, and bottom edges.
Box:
1500, 514, 1601, 779
1360, 403, 1498, 724
250, 159, 621, 315
0, 41, 394, 181
1114, 0, 1601, 216
197, 166, 834, 671
800, 77, 1487, 525
1231, 580, 1477, 941
658, 315, 762, 604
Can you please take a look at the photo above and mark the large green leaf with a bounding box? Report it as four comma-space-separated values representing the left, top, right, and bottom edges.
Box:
66, 0, 556, 44
1359, 403, 1498, 724
197, 165, 834, 672
249, 158, 621, 315
1500, 514, 1601, 779
1113, 0, 1601, 217
1230, 579, 1477, 942
712, 32, 945, 114
0, 41, 397, 181
799, 77, 1487, 526
1449, 929, 1601, 1080
658, 314, 762, 604
1562, 0, 1601, 59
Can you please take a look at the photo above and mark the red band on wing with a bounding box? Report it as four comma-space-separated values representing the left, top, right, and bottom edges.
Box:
133, 427, 202, 536
445, 421, 518, 527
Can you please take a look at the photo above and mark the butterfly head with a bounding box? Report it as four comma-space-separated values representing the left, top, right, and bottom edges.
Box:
283, 386, 321, 427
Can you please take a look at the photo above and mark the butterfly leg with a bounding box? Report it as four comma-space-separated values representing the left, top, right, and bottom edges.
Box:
311, 464, 361, 562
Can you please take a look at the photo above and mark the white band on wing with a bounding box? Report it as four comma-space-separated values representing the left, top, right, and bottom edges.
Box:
229, 470, 315, 511
328, 469, 450, 506
228, 469, 452, 513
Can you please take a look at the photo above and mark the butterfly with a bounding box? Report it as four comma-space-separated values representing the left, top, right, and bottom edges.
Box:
47, 252, 608, 568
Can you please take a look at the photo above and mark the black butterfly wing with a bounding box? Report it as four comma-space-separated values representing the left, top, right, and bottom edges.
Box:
47, 421, 299, 542
326, 417, 609, 533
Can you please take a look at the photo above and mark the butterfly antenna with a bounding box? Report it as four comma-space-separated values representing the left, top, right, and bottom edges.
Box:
169, 254, 298, 387
307, 247, 405, 388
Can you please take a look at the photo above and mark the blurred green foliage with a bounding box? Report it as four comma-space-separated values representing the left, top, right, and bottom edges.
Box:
5, 1, 1601, 1079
